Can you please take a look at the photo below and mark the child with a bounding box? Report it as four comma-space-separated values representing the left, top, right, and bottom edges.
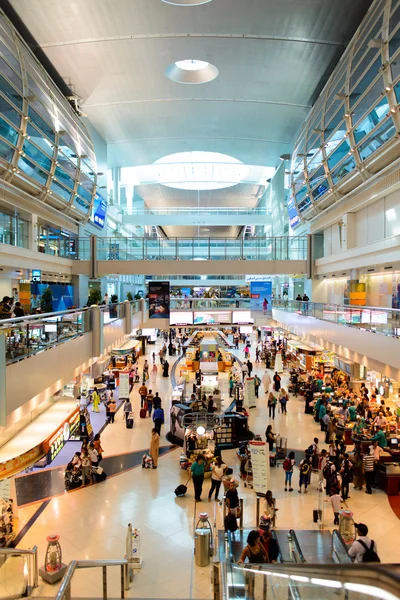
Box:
329, 488, 343, 525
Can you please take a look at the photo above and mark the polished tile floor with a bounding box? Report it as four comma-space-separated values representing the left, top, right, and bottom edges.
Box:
2, 335, 400, 598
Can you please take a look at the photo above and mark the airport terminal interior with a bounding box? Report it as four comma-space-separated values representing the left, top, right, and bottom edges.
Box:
0, 0, 400, 598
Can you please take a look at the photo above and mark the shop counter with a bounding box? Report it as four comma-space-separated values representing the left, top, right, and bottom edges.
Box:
383, 464, 400, 495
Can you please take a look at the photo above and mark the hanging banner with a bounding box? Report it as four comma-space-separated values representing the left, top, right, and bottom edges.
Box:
250, 281, 272, 311
148, 282, 170, 318
248, 441, 270, 495
119, 372, 130, 399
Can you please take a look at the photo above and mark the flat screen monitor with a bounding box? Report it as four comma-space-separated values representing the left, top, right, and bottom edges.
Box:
170, 311, 193, 326
232, 310, 254, 324
391, 438, 398, 448
240, 326, 253, 334
193, 311, 231, 325
44, 324, 57, 333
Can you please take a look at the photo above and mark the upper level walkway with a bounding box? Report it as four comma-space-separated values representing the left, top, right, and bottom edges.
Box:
109, 206, 273, 226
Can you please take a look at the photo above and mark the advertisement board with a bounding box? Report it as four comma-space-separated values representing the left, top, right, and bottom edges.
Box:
119, 372, 130, 399
232, 310, 254, 324
193, 311, 231, 325
170, 311, 194, 326
149, 281, 170, 319
90, 193, 107, 229
250, 280, 272, 311
248, 441, 270, 495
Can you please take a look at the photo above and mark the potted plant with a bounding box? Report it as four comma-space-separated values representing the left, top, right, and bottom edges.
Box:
40, 286, 53, 313
126, 292, 133, 302
87, 288, 102, 306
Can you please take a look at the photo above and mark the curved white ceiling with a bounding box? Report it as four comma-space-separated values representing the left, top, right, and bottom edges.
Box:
10, 0, 373, 170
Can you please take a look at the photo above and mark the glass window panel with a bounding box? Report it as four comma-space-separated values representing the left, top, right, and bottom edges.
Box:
307, 148, 323, 171
327, 139, 351, 170
0, 115, 18, 145
80, 159, 96, 180
356, 0, 385, 51
0, 39, 19, 72
77, 183, 92, 203
331, 155, 356, 184
28, 106, 55, 143
390, 2, 400, 35
326, 78, 346, 115
293, 176, 305, 194
351, 76, 385, 124
57, 150, 77, 179
0, 56, 22, 93
395, 78, 400, 104
350, 48, 379, 90
73, 195, 90, 213
22, 139, 52, 171
18, 155, 48, 185
0, 74, 22, 110
349, 57, 381, 105
0, 26, 17, 59
0, 98, 20, 128
309, 164, 325, 187
295, 184, 308, 204
353, 96, 390, 143
298, 196, 312, 213
79, 175, 94, 196
312, 179, 329, 201
324, 107, 344, 139
27, 123, 56, 157
51, 179, 72, 202
60, 133, 77, 155
389, 29, 400, 64
352, 16, 383, 72
0, 138, 13, 162
358, 118, 396, 161
59, 139, 79, 166
54, 165, 74, 190
325, 127, 347, 157
27, 74, 53, 114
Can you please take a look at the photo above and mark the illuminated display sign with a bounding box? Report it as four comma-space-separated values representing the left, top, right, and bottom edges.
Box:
170, 311, 193, 325
193, 311, 231, 325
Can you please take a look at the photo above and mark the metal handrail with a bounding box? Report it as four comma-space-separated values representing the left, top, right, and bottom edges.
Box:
274, 299, 400, 316
289, 529, 306, 563
332, 529, 352, 563
0, 545, 38, 591
55, 558, 129, 600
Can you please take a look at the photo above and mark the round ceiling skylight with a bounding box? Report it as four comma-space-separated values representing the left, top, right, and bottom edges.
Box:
162, 0, 212, 5
166, 60, 218, 84
153, 151, 249, 191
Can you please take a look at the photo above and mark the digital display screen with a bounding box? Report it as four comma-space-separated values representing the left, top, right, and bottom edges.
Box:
170, 311, 193, 326
44, 324, 57, 333
240, 326, 253, 334
232, 310, 254, 324
193, 311, 231, 325
90, 193, 107, 229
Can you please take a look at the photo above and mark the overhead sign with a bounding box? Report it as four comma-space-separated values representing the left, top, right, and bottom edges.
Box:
245, 275, 272, 283
31, 269, 41, 283
91, 193, 107, 229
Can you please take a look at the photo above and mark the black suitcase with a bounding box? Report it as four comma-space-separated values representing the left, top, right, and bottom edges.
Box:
126, 418, 134, 429
174, 484, 187, 497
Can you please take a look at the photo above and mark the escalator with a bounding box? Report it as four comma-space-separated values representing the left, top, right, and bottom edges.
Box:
289, 529, 335, 563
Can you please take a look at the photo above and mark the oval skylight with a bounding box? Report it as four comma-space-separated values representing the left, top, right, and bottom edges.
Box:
162, 0, 212, 5
153, 151, 249, 191
166, 60, 218, 84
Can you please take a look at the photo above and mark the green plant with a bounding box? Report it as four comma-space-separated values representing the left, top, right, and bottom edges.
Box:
126, 291, 133, 302
87, 288, 102, 306
111, 294, 118, 303
134, 292, 142, 300
40, 286, 53, 313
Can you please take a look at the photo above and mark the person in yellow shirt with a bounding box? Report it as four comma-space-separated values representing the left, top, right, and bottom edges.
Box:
92, 387, 100, 413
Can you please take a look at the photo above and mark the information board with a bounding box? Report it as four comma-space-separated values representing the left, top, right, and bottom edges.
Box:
248, 441, 270, 495
244, 377, 257, 409
119, 372, 130, 399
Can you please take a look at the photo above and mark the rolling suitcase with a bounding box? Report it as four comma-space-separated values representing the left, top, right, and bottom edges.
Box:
174, 474, 191, 497
140, 408, 147, 419
126, 418, 134, 429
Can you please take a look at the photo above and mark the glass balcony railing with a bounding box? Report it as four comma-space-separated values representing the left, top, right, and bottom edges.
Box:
68, 236, 308, 261
119, 206, 272, 217
170, 298, 252, 309
0, 302, 139, 365
273, 300, 400, 338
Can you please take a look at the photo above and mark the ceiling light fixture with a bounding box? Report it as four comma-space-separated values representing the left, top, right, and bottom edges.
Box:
166, 59, 218, 84
162, 0, 211, 4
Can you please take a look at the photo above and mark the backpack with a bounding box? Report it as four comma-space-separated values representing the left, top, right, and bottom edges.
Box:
300, 461, 310, 476
305, 444, 315, 456
357, 539, 380, 563
224, 512, 238, 533
283, 458, 292, 472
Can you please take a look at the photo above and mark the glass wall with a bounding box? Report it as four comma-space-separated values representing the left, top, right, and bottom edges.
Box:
37, 224, 77, 258
0, 12, 97, 223
289, 0, 400, 225
0, 208, 28, 248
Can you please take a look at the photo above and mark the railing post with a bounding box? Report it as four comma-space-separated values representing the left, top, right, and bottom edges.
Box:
0, 333, 5, 427
124, 300, 132, 335
91, 305, 103, 358
32, 546, 38, 588
102, 566, 107, 600
90, 234, 98, 279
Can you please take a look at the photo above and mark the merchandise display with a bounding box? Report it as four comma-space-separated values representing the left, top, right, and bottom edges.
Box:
0, 498, 14, 547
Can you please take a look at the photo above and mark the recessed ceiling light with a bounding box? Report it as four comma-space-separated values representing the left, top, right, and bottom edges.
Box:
162, 0, 212, 5
166, 59, 218, 84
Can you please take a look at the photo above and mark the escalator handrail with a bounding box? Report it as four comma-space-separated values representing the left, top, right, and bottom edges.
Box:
229, 563, 400, 600
271, 529, 284, 563
289, 529, 306, 563
332, 529, 352, 563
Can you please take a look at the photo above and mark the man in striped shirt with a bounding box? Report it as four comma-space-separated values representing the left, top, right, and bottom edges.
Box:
363, 448, 376, 494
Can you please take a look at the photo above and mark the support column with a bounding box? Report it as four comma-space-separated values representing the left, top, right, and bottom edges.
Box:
72, 274, 89, 307
112, 167, 120, 207
0, 333, 6, 426
91, 305, 103, 358
124, 300, 132, 335
29, 214, 38, 252
342, 213, 356, 251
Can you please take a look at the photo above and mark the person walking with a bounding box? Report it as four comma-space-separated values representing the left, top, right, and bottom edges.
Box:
247, 359, 253, 378
279, 389, 289, 415
163, 359, 169, 377
340, 454, 354, 501
241, 362, 249, 381
262, 370, 271, 394
298, 457, 311, 493
208, 456, 226, 501
108, 397, 117, 423
123, 398, 132, 422
283, 451, 295, 491
330, 488, 343, 525
146, 389, 154, 417
254, 375, 261, 398
268, 392, 277, 419
229, 375, 234, 398
138, 383, 148, 408
363, 447, 375, 494
91, 387, 100, 413
143, 359, 149, 381
191, 454, 206, 502
150, 428, 160, 469
88, 443, 99, 468
153, 392, 162, 409
93, 433, 103, 462
273, 372, 281, 393
263, 490, 277, 528
225, 479, 240, 517
151, 362, 158, 383
265, 424, 276, 452
153, 405, 164, 435
262, 298, 269, 315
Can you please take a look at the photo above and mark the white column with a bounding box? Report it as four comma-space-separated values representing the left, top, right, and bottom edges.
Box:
29, 214, 38, 252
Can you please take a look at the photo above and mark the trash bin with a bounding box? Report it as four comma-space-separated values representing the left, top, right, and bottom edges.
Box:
195, 529, 210, 567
